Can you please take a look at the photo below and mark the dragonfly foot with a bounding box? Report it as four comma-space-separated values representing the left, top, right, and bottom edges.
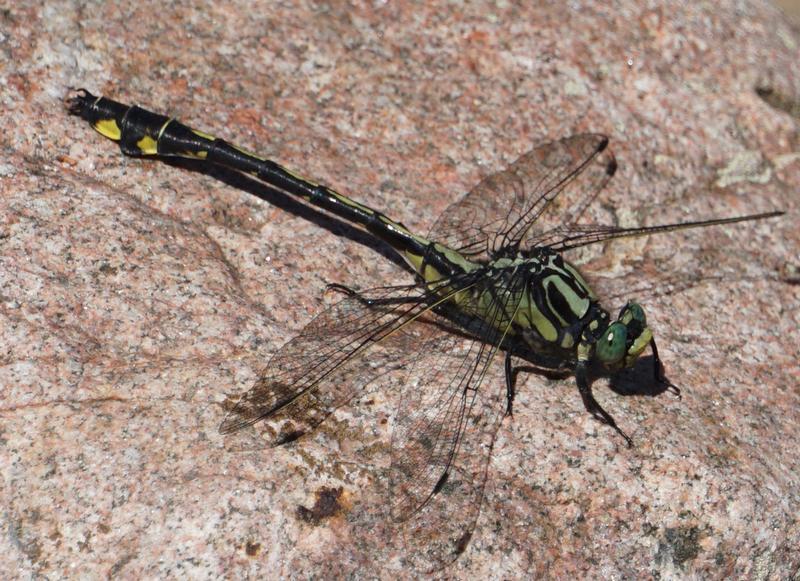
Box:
588, 408, 633, 448
654, 362, 681, 399
664, 381, 681, 399
325, 282, 358, 296
504, 351, 515, 417
577, 362, 633, 447
650, 338, 681, 399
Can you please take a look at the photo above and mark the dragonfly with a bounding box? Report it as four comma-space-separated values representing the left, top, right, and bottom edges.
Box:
67, 89, 783, 567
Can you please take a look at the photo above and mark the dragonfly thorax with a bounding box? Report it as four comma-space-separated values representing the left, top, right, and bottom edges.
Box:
506, 249, 600, 351
507, 251, 653, 374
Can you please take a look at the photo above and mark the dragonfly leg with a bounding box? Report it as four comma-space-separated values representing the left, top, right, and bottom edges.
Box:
325, 283, 423, 307
504, 351, 515, 417
575, 362, 633, 447
325, 282, 358, 296
650, 338, 681, 398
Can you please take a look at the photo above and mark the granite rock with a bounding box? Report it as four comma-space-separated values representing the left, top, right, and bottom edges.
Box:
1, 1, 798, 578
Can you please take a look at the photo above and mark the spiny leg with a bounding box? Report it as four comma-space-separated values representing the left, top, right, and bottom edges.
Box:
325, 282, 358, 297
325, 283, 422, 307
575, 361, 633, 447
504, 351, 515, 417
650, 338, 681, 398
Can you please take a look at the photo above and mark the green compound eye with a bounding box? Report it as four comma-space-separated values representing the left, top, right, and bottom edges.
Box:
596, 322, 628, 365
619, 302, 646, 327
614, 302, 653, 369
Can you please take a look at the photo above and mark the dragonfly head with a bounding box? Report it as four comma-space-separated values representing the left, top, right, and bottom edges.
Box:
595, 302, 652, 370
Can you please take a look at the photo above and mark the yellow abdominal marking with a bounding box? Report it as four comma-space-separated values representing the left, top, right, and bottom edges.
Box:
94, 119, 121, 140
137, 134, 159, 154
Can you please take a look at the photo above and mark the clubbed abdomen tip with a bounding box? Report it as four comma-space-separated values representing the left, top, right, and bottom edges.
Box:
65, 88, 97, 118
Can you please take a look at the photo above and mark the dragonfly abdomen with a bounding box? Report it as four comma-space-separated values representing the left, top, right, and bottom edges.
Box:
67, 90, 434, 260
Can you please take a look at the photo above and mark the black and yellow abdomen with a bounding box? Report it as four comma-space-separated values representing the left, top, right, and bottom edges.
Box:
68, 89, 474, 283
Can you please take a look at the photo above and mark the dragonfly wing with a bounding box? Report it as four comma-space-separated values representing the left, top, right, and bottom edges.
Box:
429, 134, 615, 260
528, 210, 786, 253
389, 269, 525, 567
578, 236, 778, 307
218, 284, 430, 439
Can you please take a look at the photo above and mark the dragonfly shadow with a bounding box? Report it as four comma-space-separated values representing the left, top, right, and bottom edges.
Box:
510, 354, 677, 401
165, 158, 412, 273
603, 355, 677, 398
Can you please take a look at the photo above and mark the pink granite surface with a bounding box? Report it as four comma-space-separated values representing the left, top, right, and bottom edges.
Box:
1, 1, 799, 578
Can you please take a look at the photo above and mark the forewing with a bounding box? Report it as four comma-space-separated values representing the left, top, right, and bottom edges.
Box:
577, 234, 779, 308
218, 284, 430, 438
389, 268, 525, 567
526, 211, 785, 254
429, 134, 614, 261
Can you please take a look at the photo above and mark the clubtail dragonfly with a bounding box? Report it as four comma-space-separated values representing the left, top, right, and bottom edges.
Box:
67, 89, 783, 566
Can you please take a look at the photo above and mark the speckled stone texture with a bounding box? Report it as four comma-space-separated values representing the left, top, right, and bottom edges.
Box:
1, 1, 799, 578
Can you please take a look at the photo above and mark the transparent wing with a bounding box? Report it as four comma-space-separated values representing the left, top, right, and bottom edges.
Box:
429, 134, 615, 261
576, 234, 783, 308
388, 268, 526, 568
218, 283, 432, 439
525, 211, 784, 253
